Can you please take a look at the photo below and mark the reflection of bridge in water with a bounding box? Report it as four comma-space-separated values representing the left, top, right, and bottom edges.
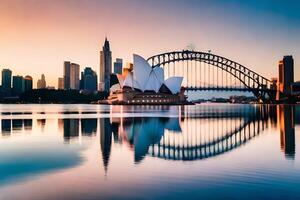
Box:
105, 105, 279, 163
148, 109, 268, 161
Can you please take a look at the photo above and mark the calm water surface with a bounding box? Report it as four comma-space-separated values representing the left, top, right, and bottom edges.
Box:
0, 104, 299, 200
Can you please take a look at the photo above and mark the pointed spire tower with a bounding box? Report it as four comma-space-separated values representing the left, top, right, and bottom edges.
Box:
100, 37, 112, 92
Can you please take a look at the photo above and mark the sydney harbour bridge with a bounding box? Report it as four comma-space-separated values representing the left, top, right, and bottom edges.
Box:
147, 50, 277, 102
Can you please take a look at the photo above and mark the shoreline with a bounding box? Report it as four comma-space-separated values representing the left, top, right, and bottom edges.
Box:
0, 102, 299, 105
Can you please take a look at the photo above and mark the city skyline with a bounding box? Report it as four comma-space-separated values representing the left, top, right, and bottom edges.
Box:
1, 1, 300, 199
0, 0, 300, 87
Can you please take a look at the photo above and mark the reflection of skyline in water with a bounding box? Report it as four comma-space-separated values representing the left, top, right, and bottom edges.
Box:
100, 118, 112, 172
63, 119, 80, 140
1, 119, 11, 135
1, 119, 33, 135
24, 119, 33, 130
278, 105, 295, 159
60, 118, 98, 142
0, 105, 298, 172
37, 119, 46, 131
81, 119, 97, 136
12, 119, 23, 131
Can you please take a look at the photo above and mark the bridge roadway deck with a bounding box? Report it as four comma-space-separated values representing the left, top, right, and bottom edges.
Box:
184, 86, 275, 92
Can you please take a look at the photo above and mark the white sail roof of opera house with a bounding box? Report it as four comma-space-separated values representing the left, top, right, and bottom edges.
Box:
118, 54, 183, 94
164, 77, 183, 94
153, 67, 164, 84
133, 54, 152, 92
144, 70, 162, 93
123, 72, 141, 89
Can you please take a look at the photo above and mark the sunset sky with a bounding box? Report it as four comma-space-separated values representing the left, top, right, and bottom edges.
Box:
0, 0, 299, 87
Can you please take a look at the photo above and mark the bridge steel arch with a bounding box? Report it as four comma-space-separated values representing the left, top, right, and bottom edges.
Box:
147, 50, 276, 102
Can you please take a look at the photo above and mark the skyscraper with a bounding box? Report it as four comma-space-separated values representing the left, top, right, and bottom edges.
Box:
58, 77, 64, 90
80, 67, 97, 92
113, 58, 123, 74
12, 75, 24, 95
1, 69, 12, 90
278, 55, 294, 99
64, 61, 71, 89
70, 63, 80, 90
37, 74, 46, 89
24, 75, 33, 92
100, 38, 112, 91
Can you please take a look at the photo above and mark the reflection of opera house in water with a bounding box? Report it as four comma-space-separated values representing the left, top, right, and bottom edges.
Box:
107, 54, 188, 105
109, 106, 183, 162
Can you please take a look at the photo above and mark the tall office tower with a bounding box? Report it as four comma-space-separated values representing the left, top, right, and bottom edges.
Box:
64, 61, 71, 89
12, 75, 24, 95
70, 63, 80, 90
80, 67, 97, 92
24, 75, 33, 91
278, 56, 294, 98
100, 38, 112, 91
1, 69, 12, 90
37, 74, 46, 89
113, 58, 123, 74
58, 77, 64, 90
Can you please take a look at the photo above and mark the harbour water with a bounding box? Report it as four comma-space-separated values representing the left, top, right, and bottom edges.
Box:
0, 104, 299, 200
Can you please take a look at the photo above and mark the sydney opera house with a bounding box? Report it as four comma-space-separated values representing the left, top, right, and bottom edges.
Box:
108, 54, 188, 105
